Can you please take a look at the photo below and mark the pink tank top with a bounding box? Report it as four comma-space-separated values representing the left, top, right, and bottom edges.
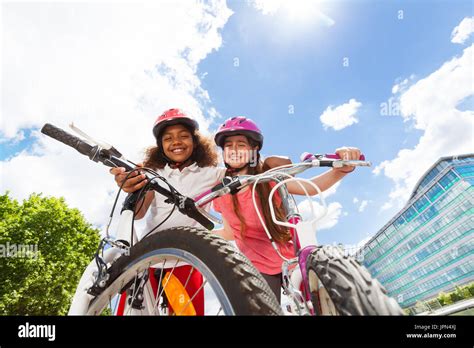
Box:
213, 183, 295, 275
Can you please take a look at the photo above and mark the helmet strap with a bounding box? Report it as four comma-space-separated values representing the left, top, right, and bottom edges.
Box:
158, 146, 194, 170
170, 158, 193, 170
225, 162, 250, 175
157, 131, 197, 170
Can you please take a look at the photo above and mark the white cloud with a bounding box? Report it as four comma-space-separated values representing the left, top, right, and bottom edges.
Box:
322, 181, 340, 197
352, 196, 370, 212
451, 17, 474, 44
319, 98, 361, 131
1, 1, 233, 226
391, 75, 416, 95
374, 43, 473, 208
250, 0, 283, 15
297, 200, 343, 231
0, 130, 24, 145
358, 200, 369, 212
248, 0, 335, 26
295, 180, 342, 230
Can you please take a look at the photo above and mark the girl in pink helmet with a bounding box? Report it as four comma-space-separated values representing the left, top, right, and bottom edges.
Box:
212, 116, 361, 303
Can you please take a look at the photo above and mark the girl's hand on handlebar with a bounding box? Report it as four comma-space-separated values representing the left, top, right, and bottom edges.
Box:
109, 163, 147, 193
334, 147, 361, 174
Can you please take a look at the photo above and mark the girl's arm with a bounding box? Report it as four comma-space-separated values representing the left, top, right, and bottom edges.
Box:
272, 147, 361, 196
286, 169, 349, 195
263, 155, 292, 169
212, 217, 235, 241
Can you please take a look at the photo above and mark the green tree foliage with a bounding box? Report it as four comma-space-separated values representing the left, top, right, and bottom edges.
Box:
468, 283, 474, 297
436, 282, 474, 307
451, 285, 470, 303
437, 292, 453, 306
0, 192, 100, 315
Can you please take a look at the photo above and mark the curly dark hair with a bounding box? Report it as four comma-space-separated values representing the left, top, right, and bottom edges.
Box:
143, 128, 218, 169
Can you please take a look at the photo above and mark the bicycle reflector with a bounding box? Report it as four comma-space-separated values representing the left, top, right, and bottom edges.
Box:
162, 272, 197, 316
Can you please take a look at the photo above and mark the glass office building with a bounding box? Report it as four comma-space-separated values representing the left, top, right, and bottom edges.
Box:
360, 154, 474, 308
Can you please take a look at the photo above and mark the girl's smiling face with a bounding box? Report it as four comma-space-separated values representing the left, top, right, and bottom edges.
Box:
223, 135, 258, 169
161, 124, 195, 163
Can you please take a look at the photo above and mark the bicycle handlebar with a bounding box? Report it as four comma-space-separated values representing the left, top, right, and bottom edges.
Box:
42, 123, 95, 158
300, 152, 366, 161
195, 153, 371, 208
41, 123, 214, 230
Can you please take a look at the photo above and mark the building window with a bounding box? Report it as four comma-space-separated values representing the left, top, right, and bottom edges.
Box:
419, 167, 440, 189
455, 165, 474, 178
465, 177, 474, 186
439, 170, 460, 190
425, 205, 438, 220
394, 216, 406, 229
414, 196, 430, 212
369, 240, 378, 250
402, 206, 417, 223
426, 184, 444, 202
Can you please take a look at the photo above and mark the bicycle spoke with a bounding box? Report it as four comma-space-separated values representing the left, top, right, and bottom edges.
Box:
151, 259, 167, 315
87, 237, 279, 316
182, 266, 195, 290
175, 279, 207, 316
156, 259, 180, 303
125, 272, 143, 316
202, 282, 223, 315
166, 265, 197, 316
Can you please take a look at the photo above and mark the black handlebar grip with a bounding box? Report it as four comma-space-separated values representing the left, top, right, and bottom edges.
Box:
41, 123, 93, 157
189, 210, 214, 230
182, 198, 214, 230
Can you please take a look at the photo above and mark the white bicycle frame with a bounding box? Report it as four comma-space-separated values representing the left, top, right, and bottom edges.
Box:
68, 210, 136, 315
69, 210, 196, 315
249, 164, 326, 315
249, 160, 370, 315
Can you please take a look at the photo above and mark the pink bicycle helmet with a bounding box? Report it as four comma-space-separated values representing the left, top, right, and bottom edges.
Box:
153, 108, 199, 140
214, 116, 264, 150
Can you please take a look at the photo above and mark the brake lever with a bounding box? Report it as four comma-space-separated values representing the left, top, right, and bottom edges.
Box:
69, 123, 123, 158
196, 206, 223, 225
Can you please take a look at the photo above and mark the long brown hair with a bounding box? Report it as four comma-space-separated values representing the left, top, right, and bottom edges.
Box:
229, 141, 291, 244
143, 128, 218, 169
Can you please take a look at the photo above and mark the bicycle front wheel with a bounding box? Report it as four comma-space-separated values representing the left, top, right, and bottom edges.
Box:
306, 246, 404, 315
87, 226, 283, 315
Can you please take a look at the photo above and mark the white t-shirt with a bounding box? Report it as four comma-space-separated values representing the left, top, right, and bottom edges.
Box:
139, 163, 226, 241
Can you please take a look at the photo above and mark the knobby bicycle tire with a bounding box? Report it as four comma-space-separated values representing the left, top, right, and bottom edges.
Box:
87, 226, 283, 315
306, 246, 404, 315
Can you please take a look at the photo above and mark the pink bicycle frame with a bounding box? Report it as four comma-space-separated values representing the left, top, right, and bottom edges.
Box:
287, 215, 318, 315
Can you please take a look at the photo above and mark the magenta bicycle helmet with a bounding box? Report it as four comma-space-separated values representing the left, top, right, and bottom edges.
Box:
214, 116, 264, 150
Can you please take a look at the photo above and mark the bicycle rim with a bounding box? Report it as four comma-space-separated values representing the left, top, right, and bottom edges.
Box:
87, 248, 234, 316
307, 268, 339, 315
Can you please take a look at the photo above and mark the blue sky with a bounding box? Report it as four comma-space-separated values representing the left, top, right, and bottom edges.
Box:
1, 0, 473, 249
198, 0, 473, 247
